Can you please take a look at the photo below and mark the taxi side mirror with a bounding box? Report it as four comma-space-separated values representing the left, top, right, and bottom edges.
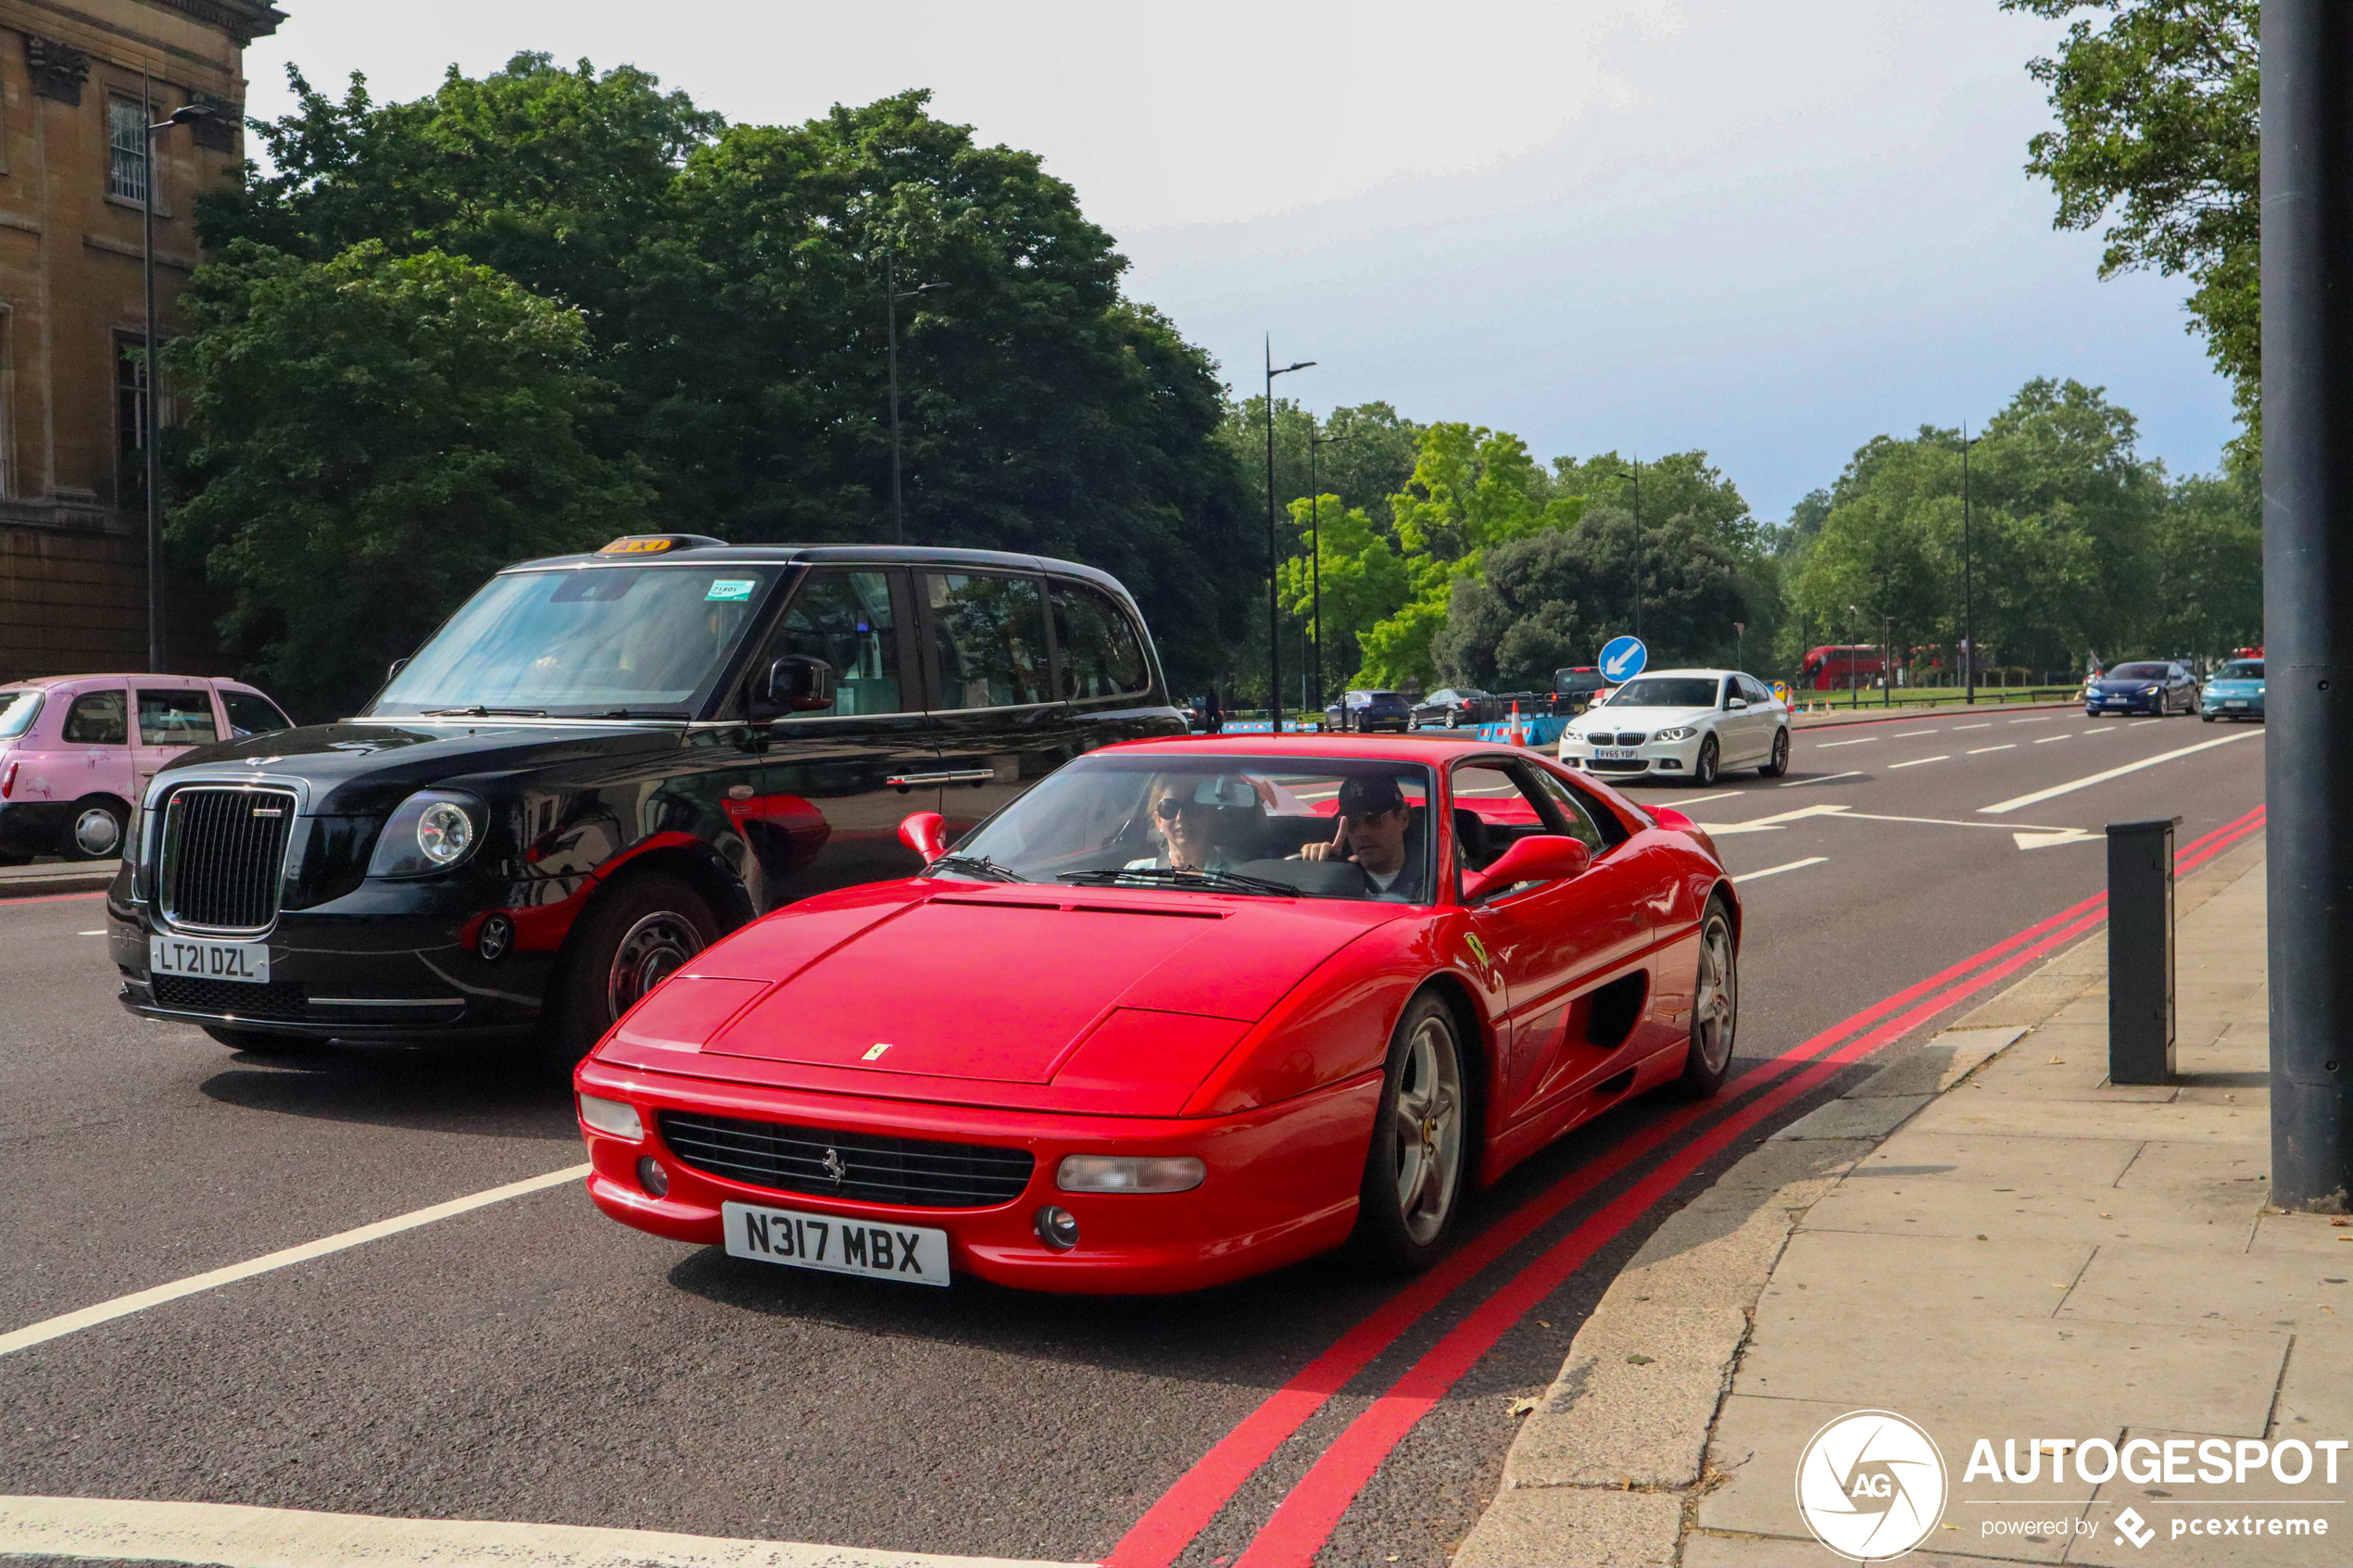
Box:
751, 656, 835, 721
1461, 834, 1591, 904
899, 811, 949, 859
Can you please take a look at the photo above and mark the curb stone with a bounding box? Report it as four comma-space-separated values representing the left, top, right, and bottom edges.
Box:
1451, 832, 2267, 1568
0, 860, 118, 898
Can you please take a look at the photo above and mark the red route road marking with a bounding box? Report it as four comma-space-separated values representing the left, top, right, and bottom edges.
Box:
0, 890, 107, 907
1106, 802, 2266, 1567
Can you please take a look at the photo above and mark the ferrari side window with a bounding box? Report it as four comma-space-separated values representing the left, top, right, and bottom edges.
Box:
1521, 765, 1615, 852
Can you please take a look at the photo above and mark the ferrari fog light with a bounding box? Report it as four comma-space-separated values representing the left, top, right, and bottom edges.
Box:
635, 1155, 670, 1198
577, 1093, 643, 1141
1057, 1155, 1207, 1194
1034, 1205, 1081, 1251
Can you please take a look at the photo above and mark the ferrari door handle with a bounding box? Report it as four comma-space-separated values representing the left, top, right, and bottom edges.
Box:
886, 770, 997, 787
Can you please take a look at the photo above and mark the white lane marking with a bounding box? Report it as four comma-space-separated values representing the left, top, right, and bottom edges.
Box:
2084, 726, 2117, 734
0, 1497, 1088, 1568
2033, 734, 2071, 744
1839, 809, 2071, 833
76, 929, 105, 935
1888, 756, 1949, 769
1979, 727, 2263, 814
1951, 722, 1993, 731
1673, 791, 1743, 807
1734, 857, 1828, 884
1967, 745, 2016, 755
2014, 827, 2101, 850
1692, 803, 1852, 835
2130, 718, 2164, 727
1891, 730, 1940, 738
1813, 736, 1876, 748
2008, 716, 2053, 724
0, 1164, 589, 1359
1778, 771, 1865, 788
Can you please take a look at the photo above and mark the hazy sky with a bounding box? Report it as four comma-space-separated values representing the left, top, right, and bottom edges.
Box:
242, 2, 2237, 521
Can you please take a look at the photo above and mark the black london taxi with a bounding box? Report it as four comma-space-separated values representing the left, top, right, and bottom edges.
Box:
108, 535, 1188, 1064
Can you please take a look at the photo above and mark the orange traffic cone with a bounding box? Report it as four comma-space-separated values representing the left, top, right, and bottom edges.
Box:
1510, 699, 1524, 746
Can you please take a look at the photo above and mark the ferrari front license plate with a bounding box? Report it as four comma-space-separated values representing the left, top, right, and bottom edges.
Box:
722, 1200, 950, 1286
1597, 747, 1640, 760
150, 935, 269, 984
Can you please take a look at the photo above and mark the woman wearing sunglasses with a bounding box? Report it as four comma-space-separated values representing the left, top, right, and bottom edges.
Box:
1125, 774, 1243, 872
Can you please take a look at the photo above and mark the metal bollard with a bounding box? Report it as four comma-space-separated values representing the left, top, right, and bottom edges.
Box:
2107, 816, 2180, 1085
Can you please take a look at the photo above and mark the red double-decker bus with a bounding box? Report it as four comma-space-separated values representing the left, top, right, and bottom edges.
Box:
1800, 644, 1884, 690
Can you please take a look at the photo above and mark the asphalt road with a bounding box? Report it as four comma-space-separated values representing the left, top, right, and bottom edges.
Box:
0, 709, 2268, 1567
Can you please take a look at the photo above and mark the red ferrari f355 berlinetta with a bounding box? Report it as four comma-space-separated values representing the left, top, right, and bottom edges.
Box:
574, 736, 1739, 1294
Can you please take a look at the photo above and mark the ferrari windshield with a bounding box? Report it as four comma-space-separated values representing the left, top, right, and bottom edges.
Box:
936, 753, 1437, 902
370, 565, 780, 718
1606, 677, 1719, 709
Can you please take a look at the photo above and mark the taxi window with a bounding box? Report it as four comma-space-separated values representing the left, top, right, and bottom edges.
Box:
0, 689, 42, 740
1051, 581, 1150, 700
139, 690, 220, 746
761, 569, 906, 717
926, 572, 1050, 709
62, 689, 127, 745
220, 689, 293, 737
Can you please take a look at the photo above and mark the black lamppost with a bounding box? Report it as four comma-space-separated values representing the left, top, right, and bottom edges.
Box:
1960, 426, 1979, 705
1883, 612, 1894, 707
885, 253, 950, 545
1263, 338, 1313, 732
142, 98, 210, 672
1617, 462, 1643, 641
1308, 422, 1353, 726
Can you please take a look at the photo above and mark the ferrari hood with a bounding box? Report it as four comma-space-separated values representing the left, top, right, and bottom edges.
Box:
692, 891, 1399, 1084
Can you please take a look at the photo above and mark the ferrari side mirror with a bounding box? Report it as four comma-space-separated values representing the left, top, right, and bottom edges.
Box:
899, 811, 949, 860
1461, 834, 1591, 903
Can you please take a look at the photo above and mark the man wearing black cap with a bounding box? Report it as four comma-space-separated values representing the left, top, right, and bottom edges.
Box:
1300, 772, 1426, 902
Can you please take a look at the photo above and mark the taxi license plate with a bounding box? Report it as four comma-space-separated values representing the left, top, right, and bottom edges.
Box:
1597, 747, 1640, 760
723, 1200, 950, 1286
150, 935, 269, 984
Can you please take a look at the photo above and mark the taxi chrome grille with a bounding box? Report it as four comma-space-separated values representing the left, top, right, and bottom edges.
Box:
657, 1111, 1035, 1209
161, 786, 296, 933
152, 975, 308, 1022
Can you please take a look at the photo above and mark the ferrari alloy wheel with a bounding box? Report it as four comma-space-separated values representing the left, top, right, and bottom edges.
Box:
1758, 727, 1790, 778
1692, 735, 1720, 787
545, 873, 720, 1070
1354, 993, 1469, 1270
1677, 900, 1739, 1098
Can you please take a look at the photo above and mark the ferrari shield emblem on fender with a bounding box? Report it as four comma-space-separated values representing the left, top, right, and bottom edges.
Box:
1464, 933, 1489, 966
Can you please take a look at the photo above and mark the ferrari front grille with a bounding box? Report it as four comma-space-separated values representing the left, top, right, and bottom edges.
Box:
657, 1111, 1036, 1209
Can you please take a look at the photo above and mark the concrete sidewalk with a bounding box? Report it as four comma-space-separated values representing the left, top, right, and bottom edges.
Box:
1457, 834, 2347, 1565
0, 859, 117, 898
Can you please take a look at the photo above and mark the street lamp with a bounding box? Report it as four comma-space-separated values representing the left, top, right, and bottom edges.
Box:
1883, 612, 1894, 708
1263, 338, 1313, 733
1308, 422, 1354, 727
885, 253, 950, 545
1847, 603, 1861, 709
1616, 462, 1643, 642
141, 98, 210, 673
1960, 425, 1979, 706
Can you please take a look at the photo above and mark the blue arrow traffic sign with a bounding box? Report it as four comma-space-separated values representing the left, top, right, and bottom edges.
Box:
1599, 635, 1648, 683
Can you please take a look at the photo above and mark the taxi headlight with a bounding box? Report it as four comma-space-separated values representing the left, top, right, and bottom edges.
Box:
1654, 725, 1698, 742
1056, 1154, 1206, 1193
367, 790, 487, 878
577, 1093, 643, 1140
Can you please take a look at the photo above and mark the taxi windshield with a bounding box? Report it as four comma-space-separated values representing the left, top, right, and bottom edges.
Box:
936, 753, 1436, 902
369, 565, 779, 718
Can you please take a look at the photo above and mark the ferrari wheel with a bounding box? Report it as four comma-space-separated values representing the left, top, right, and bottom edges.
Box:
1676, 900, 1738, 1098
544, 873, 719, 1070
1353, 993, 1469, 1271
1691, 735, 1720, 787
1757, 727, 1790, 778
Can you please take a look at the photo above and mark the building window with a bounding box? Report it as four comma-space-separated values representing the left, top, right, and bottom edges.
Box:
117, 335, 148, 508
108, 98, 147, 203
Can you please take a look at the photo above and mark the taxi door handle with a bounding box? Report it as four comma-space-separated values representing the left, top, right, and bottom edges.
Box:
887, 770, 996, 787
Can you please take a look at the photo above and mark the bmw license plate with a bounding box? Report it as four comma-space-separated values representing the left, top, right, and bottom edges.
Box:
722, 1200, 950, 1286
150, 935, 269, 984
1597, 747, 1640, 760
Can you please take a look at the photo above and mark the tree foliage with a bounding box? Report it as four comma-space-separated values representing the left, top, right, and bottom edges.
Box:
167, 242, 653, 717
189, 56, 1253, 700
2003, 2, 2259, 428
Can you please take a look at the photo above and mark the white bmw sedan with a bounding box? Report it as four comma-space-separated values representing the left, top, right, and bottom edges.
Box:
1557, 668, 1791, 786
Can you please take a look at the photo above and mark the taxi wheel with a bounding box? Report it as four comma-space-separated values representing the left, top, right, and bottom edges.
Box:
203, 1025, 323, 1054
64, 797, 127, 860
1676, 900, 1739, 1098
544, 873, 719, 1070
1353, 992, 1471, 1273
1757, 727, 1790, 778
1691, 736, 1720, 787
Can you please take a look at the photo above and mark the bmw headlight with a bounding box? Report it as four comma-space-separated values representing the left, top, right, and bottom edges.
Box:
1655, 725, 1698, 742
368, 789, 488, 878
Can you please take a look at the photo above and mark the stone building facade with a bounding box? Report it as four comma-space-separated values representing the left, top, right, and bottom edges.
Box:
0, 0, 282, 682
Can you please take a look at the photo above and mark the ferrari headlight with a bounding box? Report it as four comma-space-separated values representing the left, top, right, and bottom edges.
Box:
1654, 725, 1698, 742
577, 1094, 643, 1140
1056, 1154, 1206, 1193
368, 789, 488, 878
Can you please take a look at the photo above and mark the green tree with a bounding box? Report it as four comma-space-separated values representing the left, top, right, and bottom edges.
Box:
2002, 2, 2259, 429
167, 242, 654, 717
1273, 495, 1413, 690
2149, 458, 2262, 654
1218, 398, 1430, 533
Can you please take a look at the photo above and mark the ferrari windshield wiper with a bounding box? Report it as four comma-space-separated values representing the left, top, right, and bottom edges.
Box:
928, 853, 1027, 884
1059, 866, 1301, 896
419, 706, 549, 718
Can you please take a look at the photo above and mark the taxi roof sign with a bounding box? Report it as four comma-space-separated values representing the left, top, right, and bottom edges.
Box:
597, 533, 730, 556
